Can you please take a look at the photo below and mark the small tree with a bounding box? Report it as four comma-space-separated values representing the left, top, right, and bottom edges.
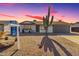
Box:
33, 20, 37, 23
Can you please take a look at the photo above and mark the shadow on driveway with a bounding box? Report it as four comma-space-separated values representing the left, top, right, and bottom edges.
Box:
39, 35, 72, 56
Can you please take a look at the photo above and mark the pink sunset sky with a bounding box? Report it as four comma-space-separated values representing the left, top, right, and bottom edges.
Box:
0, 3, 79, 23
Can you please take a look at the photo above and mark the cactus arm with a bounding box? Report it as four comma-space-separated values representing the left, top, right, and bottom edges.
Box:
43, 16, 44, 26
47, 6, 50, 25
48, 6, 50, 19
50, 16, 54, 25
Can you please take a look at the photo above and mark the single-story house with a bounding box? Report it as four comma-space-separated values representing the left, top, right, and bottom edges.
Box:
0, 21, 10, 33
19, 21, 53, 33
0, 20, 18, 35
19, 21, 36, 33
0, 20, 78, 35
70, 22, 79, 32
19, 20, 71, 34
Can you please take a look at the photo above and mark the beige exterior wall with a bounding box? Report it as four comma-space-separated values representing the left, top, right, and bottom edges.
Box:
20, 25, 36, 33
70, 23, 79, 32
39, 25, 53, 33
4, 25, 10, 34
48, 25, 53, 33
39, 26, 45, 33
31, 25, 36, 32
71, 24, 79, 27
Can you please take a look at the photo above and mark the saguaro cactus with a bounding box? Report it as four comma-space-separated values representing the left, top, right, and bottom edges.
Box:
43, 6, 54, 35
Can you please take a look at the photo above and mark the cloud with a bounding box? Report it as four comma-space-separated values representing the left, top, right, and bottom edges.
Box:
0, 13, 16, 18
0, 3, 15, 6
25, 15, 43, 20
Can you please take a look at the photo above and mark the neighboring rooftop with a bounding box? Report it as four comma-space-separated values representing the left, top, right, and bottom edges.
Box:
71, 22, 79, 25
19, 21, 35, 25
0, 20, 17, 25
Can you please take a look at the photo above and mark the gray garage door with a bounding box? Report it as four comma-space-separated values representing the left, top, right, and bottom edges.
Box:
53, 25, 70, 33
0, 24, 4, 31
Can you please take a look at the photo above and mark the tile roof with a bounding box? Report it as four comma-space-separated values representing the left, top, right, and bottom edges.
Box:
19, 21, 35, 25
20, 21, 72, 25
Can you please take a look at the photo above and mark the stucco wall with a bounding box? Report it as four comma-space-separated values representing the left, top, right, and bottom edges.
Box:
39, 25, 53, 33
20, 25, 36, 33
3, 25, 11, 35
